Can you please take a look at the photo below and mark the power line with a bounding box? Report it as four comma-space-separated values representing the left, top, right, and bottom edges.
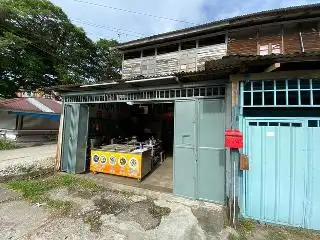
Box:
71, 0, 197, 25
73, 18, 149, 36
86, 30, 131, 42
72, 19, 144, 38
3, 27, 67, 64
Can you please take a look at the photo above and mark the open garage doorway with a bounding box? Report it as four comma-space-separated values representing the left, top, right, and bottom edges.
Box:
84, 102, 174, 192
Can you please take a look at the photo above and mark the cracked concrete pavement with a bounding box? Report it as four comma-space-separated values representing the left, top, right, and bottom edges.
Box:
0, 144, 56, 181
0, 181, 227, 240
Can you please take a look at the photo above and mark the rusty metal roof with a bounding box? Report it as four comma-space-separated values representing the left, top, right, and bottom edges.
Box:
0, 98, 62, 114
116, 4, 320, 50
36, 98, 62, 114
49, 52, 320, 92
205, 52, 320, 71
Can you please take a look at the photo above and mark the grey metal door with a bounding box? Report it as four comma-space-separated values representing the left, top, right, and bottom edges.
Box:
197, 99, 225, 203
61, 103, 89, 173
61, 104, 78, 173
75, 104, 89, 173
174, 100, 197, 199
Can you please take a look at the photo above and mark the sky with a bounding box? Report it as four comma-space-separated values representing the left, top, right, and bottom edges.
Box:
49, 0, 320, 43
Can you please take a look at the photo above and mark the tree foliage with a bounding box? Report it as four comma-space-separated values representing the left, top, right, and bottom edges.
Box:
0, 0, 121, 98
95, 39, 121, 82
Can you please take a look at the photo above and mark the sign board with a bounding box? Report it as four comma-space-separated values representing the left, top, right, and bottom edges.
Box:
272, 44, 281, 54
259, 45, 269, 55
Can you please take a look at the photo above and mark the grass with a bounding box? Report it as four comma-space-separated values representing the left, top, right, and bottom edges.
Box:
7, 174, 99, 214
265, 230, 287, 240
46, 198, 73, 214
0, 139, 17, 150
238, 219, 255, 232
83, 212, 103, 232
229, 218, 320, 240
285, 226, 320, 239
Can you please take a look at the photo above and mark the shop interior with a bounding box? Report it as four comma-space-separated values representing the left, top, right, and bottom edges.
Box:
86, 102, 174, 192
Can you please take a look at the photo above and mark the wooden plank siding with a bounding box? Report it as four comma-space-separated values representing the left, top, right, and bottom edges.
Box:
302, 22, 320, 52
228, 21, 320, 56
122, 44, 227, 79
228, 38, 257, 55
197, 44, 227, 71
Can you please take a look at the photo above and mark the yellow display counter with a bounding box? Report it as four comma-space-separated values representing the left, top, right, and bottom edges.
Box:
90, 144, 152, 181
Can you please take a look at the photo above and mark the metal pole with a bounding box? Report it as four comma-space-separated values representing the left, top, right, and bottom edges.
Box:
233, 150, 236, 227
299, 31, 305, 52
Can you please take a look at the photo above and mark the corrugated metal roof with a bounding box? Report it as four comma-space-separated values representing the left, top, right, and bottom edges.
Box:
36, 98, 62, 114
0, 98, 38, 112
0, 98, 62, 114
116, 4, 320, 50
205, 52, 320, 71
49, 52, 320, 92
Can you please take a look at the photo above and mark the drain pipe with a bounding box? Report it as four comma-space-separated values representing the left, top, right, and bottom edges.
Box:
299, 31, 305, 52
233, 154, 236, 227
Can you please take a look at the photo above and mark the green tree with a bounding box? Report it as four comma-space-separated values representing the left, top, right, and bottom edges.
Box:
0, 0, 121, 98
94, 39, 122, 82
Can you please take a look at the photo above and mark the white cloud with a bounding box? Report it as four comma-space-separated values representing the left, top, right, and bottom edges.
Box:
49, 0, 319, 42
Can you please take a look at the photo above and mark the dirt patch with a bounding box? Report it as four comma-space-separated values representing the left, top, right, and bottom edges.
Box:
43, 182, 171, 233
147, 199, 171, 220
117, 199, 171, 230
83, 210, 103, 232
88, 196, 171, 231
67, 185, 102, 199
191, 206, 224, 236
0, 167, 54, 183
230, 219, 320, 240
93, 197, 129, 216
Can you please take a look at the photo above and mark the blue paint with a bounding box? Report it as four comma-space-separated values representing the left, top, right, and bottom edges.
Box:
240, 79, 320, 107
10, 111, 60, 121
242, 118, 320, 230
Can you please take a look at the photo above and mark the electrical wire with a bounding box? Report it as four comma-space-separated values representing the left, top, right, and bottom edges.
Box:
71, 0, 197, 25
85, 29, 131, 42
3, 28, 67, 64
72, 19, 144, 38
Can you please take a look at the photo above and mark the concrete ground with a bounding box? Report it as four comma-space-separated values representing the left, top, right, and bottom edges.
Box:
0, 144, 56, 181
85, 156, 173, 193
0, 174, 227, 240
143, 156, 173, 189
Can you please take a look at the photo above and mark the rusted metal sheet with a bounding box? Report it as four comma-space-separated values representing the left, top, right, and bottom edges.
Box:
239, 154, 249, 170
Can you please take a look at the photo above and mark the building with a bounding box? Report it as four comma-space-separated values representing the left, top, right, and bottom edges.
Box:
0, 95, 61, 143
53, 4, 320, 230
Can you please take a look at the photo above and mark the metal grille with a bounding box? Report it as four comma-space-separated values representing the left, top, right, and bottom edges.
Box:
64, 86, 225, 103
241, 79, 320, 107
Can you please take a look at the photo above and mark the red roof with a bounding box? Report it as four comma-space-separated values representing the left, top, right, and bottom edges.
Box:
36, 98, 62, 114
0, 98, 61, 114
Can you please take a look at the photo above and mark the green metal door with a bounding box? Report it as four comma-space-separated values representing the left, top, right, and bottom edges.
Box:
61, 103, 89, 173
173, 99, 225, 202
197, 99, 225, 203
174, 100, 197, 199
76, 104, 89, 172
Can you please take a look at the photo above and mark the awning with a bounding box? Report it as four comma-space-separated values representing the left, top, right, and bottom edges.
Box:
9, 111, 61, 121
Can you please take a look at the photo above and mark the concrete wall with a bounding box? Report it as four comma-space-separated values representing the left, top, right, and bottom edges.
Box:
0, 111, 16, 130
22, 116, 59, 130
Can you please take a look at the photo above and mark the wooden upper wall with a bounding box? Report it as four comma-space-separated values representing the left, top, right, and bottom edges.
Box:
228, 21, 320, 55
122, 35, 227, 79
121, 20, 320, 79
